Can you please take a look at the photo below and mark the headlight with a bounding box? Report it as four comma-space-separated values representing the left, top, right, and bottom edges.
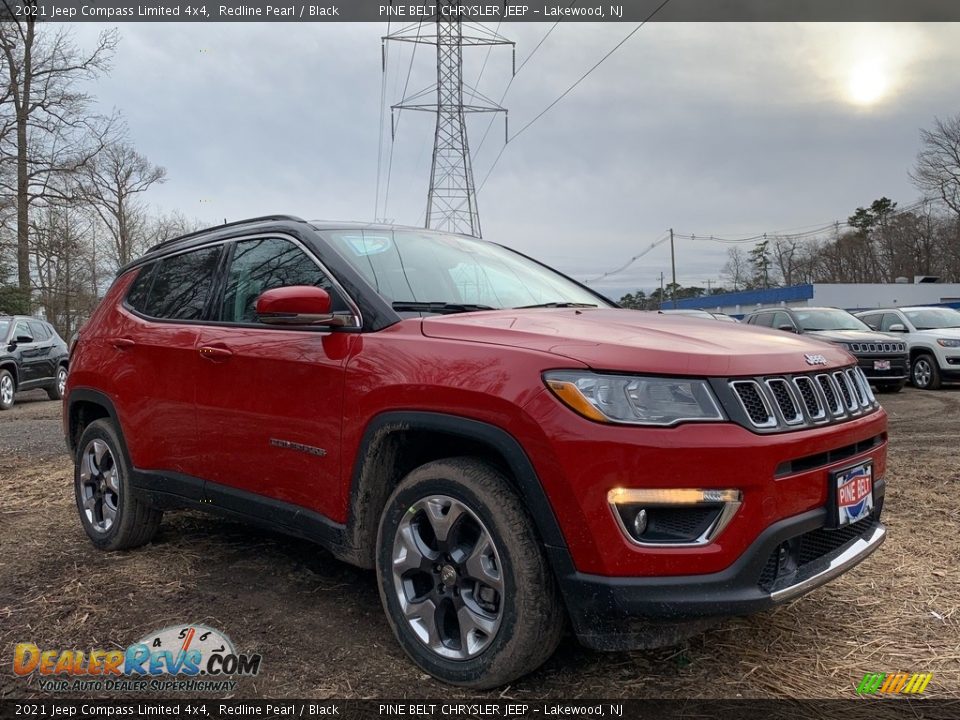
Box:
937, 338, 960, 348
543, 371, 724, 426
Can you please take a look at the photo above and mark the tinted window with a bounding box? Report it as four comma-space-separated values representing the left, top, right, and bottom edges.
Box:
859, 313, 881, 330
219, 237, 345, 324
880, 313, 903, 332
0, 320, 9, 339
750, 313, 774, 327
143, 247, 221, 321
772, 311, 794, 330
14, 320, 32, 341
126, 263, 157, 314
28, 321, 49, 340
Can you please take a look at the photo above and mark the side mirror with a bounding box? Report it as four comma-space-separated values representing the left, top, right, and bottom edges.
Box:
778, 324, 797, 333
15, 334, 32, 344
255, 286, 344, 326
887, 323, 906, 333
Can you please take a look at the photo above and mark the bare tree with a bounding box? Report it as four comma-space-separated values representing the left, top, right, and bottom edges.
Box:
912, 114, 960, 218
721, 246, 751, 291
0, 14, 118, 298
80, 142, 166, 268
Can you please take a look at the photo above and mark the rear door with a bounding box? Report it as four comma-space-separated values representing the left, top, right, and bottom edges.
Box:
27, 320, 56, 382
193, 235, 358, 520
109, 245, 223, 479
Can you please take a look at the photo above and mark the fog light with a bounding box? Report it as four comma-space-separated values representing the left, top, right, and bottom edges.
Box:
633, 508, 648, 536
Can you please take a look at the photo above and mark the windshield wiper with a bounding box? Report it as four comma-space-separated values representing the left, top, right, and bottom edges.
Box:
391, 301, 496, 315
514, 302, 598, 309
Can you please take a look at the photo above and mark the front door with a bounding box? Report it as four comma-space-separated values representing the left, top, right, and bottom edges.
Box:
193, 236, 356, 520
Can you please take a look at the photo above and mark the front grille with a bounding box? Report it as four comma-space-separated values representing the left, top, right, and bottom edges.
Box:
723, 366, 877, 433
759, 517, 878, 592
849, 342, 905, 354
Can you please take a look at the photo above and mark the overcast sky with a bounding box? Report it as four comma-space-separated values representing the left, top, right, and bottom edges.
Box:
73, 22, 960, 299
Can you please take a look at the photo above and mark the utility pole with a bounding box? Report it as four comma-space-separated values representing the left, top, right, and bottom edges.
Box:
384, 9, 513, 237
705, 279, 713, 295
669, 227, 676, 309
659, 272, 665, 310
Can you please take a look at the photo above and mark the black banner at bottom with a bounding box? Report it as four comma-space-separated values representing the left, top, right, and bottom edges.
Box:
2, 699, 960, 720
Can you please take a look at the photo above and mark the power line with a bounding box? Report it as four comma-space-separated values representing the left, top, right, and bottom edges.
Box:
474, 0, 674, 195
382, 21, 423, 221
583, 232, 671, 284
374, 20, 391, 220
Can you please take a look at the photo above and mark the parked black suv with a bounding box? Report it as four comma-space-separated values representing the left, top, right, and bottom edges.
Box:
744, 307, 907, 392
0, 315, 70, 410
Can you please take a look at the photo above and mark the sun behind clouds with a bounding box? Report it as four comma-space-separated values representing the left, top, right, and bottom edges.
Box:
847, 57, 890, 106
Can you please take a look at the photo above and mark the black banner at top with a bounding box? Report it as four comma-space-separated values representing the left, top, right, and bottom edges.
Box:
2, 0, 960, 23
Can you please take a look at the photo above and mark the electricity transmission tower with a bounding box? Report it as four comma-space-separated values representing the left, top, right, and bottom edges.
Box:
384, 7, 513, 237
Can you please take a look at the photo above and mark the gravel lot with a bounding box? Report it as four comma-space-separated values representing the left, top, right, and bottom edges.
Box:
1, 387, 958, 700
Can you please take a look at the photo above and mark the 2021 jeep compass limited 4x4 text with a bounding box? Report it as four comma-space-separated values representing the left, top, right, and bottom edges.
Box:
65, 215, 888, 688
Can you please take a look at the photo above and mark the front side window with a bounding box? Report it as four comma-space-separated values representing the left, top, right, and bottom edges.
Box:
324, 229, 608, 311
0, 320, 9, 340
750, 313, 774, 327
880, 313, 905, 332
219, 237, 346, 324
142, 247, 221, 321
14, 320, 32, 342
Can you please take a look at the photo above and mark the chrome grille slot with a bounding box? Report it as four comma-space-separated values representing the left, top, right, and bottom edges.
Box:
731, 381, 776, 428
792, 376, 825, 420
846, 368, 867, 407
766, 379, 803, 425
817, 374, 842, 415
833, 371, 857, 412
855, 367, 876, 404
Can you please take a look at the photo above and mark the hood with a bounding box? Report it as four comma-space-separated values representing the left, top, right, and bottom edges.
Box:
805, 329, 903, 344
914, 327, 960, 340
421, 308, 854, 377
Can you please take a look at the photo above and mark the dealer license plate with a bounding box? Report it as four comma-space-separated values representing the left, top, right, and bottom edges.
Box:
874, 359, 891, 371
834, 461, 874, 527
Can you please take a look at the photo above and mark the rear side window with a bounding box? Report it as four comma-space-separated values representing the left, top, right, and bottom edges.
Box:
141, 247, 222, 321
125, 263, 157, 314
28, 321, 49, 340
219, 237, 345, 324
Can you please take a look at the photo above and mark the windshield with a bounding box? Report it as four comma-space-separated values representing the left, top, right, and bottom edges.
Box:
323, 229, 610, 311
794, 309, 870, 332
903, 307, 960, 330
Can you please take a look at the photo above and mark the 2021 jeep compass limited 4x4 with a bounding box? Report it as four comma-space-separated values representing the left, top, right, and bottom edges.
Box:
65, 216, 887, 688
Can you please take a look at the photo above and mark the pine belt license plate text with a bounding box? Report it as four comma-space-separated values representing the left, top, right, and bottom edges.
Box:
834, 461, 874, 526
874, 359, 891, 371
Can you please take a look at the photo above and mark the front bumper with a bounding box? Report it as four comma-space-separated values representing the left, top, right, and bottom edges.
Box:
553, 482, 885, 651
856, 354, 908, 382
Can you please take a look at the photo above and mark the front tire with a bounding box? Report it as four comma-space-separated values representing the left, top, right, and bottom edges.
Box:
376, 458, 564, 688
911, 353, 941, 390
0, 369, 14, 410
74, 419, 162, 550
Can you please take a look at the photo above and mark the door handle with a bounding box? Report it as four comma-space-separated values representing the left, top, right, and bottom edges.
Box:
110, 338, 135, 350
199, 345, 233, 362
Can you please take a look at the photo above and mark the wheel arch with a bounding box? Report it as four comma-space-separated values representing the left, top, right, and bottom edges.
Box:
66, 388, 123, 456
0, 361, 18, 386
342, 411, 568, 570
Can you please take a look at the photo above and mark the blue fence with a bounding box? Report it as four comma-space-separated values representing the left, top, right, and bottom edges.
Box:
662, 284, 815, 310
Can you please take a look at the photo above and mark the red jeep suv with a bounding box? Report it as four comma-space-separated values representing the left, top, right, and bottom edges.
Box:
65, 216, 887, 687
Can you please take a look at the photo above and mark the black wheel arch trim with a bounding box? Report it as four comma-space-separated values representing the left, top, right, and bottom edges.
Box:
344, 411, 569, 568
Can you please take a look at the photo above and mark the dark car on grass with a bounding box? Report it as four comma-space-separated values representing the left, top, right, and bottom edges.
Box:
744, 307, 907, 392
0, 315, 70, 410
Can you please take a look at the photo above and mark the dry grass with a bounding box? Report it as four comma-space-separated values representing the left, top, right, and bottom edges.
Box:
0, 388, 958, 699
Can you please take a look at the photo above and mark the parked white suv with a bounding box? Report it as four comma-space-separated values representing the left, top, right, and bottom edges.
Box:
855, 307, 960, 390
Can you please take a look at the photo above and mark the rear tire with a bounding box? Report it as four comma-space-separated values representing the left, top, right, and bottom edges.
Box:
0, 369, 14, 410
74, 419, 162, 550
376, 457, 565, 688
47, 365, 68, 401
911, 354, 941, 390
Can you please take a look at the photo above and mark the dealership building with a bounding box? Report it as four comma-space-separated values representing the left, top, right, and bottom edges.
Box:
664, 282, 960, 317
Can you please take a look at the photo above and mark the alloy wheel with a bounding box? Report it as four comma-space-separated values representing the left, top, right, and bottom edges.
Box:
57, 368, 67, 397
391, 495, 504, 660
0, 374, 12, 406
913, 358, 932, 388
79, 439, 120, 533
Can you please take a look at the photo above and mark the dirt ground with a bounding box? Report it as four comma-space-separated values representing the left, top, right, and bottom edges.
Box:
1, 387, 958, 700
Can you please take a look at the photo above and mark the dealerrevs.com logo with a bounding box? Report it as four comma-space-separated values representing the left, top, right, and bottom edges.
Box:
13, 624, 262, 693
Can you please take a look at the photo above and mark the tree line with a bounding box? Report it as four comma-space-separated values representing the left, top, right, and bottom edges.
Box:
620, 114, 960, 308
0, 16, 196, 339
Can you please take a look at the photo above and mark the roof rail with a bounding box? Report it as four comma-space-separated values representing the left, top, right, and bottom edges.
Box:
145, 214, 307, 254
